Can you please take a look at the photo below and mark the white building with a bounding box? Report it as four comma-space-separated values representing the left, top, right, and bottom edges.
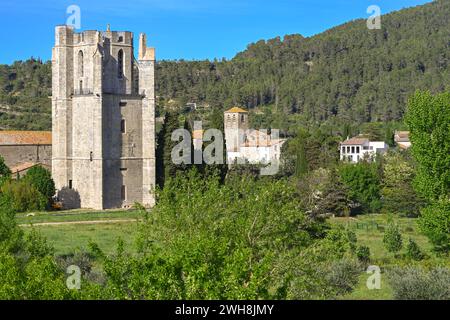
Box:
340, 136, 388, 163
224, 107, 286, 164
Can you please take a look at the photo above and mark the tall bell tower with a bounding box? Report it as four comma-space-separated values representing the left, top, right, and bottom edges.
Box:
52, 25, 156, 210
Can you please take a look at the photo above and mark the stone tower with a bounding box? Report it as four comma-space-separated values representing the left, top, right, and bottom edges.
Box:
224, 107, 248, 162
52, 25, 156, 210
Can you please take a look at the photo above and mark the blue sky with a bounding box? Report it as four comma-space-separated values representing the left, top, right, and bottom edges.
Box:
0, 0, 432, 64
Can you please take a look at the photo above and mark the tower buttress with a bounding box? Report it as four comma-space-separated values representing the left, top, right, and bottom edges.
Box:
138, 33, 156, 207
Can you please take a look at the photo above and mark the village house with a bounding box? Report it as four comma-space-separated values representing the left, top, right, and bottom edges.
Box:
223, 107, 286, 164
340, 136, 389, 163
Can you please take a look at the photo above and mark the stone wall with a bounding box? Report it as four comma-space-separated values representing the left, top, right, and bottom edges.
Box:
0, 145, 52, 169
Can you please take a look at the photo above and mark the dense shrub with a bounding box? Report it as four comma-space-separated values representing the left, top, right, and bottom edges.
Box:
356, 246, 371, 264
325, 259, 361, 296
339, 161, 382, 213
405, 239, 425, 261
388, 267, 450, 300
0, 180, 47, 213
23, 166, 56, 201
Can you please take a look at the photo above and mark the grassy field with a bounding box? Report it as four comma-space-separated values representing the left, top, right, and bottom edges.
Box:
330, 214, 433, 264
19, 209, 143, 255
330, 214, 447, 300
17, 208, 142, 225
27, 221, 141, 255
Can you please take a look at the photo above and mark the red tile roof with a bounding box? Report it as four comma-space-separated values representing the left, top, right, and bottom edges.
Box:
341, 137, 369, 145
0, 131, 52, 145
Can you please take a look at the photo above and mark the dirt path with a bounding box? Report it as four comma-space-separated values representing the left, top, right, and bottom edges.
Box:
19, 219, 141, 227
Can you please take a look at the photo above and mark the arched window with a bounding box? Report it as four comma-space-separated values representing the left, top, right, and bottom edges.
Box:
78, 50, 84, 77
118, 49, 124, 78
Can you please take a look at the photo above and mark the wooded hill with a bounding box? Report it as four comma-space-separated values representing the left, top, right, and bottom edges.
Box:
0, 0, 449, 130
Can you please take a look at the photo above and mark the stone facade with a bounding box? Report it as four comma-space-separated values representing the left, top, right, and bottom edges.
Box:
52, 25, 156, 210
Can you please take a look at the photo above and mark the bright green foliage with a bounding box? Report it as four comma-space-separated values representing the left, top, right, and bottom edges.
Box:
0, 180, 48, 213
381, 152, 424, 217
23, 166, 56, 201
383, 222, 403, 254
92, 170, 343, 299
418, 199, 450, 253
0, 204, 78, 299
405, 91, 450, 201
339, 161, 382, 213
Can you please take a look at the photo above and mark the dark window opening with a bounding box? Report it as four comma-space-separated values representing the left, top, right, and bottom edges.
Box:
119, 101, 127, 107
118, 36, 123, 42
78, 50, 84, 77
69, 180, 73, 189
121, 185, 126, 201
120, 168, 127, 171
120, 119, 126, 133
118, 49, 124, 78
90, 151, 93, 162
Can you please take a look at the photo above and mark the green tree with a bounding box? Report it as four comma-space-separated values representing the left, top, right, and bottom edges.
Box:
405, 238, 425, 261
418, 199, 450, 253
405, 91, 450, 201
339, 161, 382, 213
295, 132, 308, 178
156, 111, 192, 188
381, 152, 423, 216
383, 222, 403, 255
0, 156, 11, 186
0, 156, 11, 177
23, 165, 56, 200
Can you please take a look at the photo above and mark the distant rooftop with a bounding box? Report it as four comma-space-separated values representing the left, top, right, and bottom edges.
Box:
395, 131, 410, 142
0, 131, 52, 145
341, 137, 370, 145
